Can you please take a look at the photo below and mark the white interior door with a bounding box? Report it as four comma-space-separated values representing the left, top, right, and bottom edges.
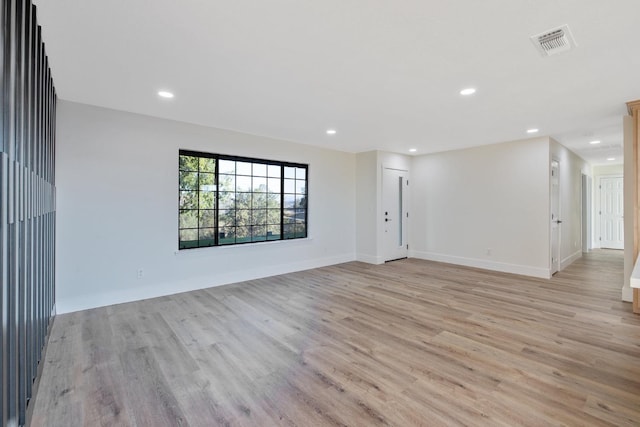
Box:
550, 160, 560, 274
383, 168, 408, 261
600, 176, 624, 249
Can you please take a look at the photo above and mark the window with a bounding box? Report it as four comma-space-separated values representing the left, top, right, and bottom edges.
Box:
179, 150, 308, 249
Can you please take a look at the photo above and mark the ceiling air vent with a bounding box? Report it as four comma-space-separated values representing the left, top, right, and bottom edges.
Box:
530, 25, 576, 57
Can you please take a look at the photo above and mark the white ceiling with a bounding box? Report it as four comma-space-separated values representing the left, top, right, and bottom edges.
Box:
33, 0, 640, 165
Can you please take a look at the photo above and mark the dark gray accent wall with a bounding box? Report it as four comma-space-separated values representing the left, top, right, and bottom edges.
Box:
1, 0, 56, 425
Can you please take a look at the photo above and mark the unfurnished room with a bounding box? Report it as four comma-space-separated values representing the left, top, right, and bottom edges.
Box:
1, 1, 640, 426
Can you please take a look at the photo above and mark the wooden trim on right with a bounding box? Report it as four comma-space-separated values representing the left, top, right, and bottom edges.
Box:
626, 99, 640, 116
627, 99, 640, 313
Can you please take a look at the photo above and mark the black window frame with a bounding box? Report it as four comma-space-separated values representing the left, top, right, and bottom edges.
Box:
178, 149, 309, 249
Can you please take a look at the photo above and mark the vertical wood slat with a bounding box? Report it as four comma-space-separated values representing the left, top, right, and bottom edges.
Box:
0, 0, 7, 423
14, 1, 27, 423
7, 3, 19, 427
23, 4, 32, 404
1, 152, 8, 427
36, 22, 43, 377
1, 0, 56, 425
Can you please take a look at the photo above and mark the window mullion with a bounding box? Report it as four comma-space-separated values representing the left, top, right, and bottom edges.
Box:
196, 161, 201, 247
214, 155, 219, 246
280, 164, 284, 240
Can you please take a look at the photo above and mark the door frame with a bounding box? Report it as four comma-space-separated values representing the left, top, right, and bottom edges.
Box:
381, 166, 409, 262
595, 174, 624, 249
550, 158, 561, 275
582, 174, 592, 253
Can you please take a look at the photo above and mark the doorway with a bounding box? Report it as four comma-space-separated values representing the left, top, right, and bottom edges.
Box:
382, 167, 408, 261
599, 176, 624, 249
550, 160, 561, 274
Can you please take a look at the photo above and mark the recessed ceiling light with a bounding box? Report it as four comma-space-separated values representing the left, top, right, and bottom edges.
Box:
589, 140, 601, 145
326, 129, 337, 135
607, 157, 615, 161
409, 148, 417, 153
526, 128, 539, 134
158, 90, 174, 99
460, 88, 476, 96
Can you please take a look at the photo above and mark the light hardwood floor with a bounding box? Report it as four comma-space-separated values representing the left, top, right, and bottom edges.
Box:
30, 250, 640, 426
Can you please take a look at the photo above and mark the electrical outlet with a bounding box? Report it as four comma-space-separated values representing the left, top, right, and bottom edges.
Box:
486, 248, 492, 256
137, 268, 144, 279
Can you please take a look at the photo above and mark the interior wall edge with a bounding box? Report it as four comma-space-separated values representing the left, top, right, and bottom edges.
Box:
355, 253, 385, 265
560, 250, 582, 271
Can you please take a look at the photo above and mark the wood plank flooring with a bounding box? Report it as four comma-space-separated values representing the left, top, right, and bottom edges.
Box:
30, 250, 640, 426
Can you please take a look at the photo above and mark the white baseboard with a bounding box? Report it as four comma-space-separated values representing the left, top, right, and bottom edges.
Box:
409, 250, 551, 279
356, 253, 385, 265
560, 250, 582, 270
622, 285, 633, 302
56, 253, 356, 314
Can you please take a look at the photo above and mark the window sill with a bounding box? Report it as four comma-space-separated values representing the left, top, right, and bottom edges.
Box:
174, 236, 314, 256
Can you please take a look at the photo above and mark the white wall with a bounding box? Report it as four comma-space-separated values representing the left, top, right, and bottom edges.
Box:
593, 164, 624, 175
550, 139, 590, 269
378, 151, 411, 173
410, 137, 552, 278
355, 151, 378, 263
56, 101, 356, 313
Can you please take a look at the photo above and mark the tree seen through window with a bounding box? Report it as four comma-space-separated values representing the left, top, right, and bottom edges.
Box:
179, 151, 307, 249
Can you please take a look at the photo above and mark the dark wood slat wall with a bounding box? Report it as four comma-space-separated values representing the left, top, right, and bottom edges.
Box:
1, 0, 56, 425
